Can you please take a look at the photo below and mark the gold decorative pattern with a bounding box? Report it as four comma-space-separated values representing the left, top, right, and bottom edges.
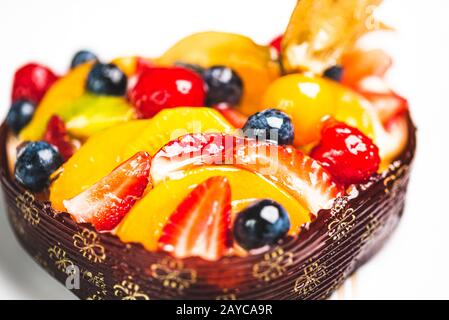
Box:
113, 277, 150, 300
384, 165, 408, 196
73, 229, 106, 263
150, 257, 197, 292
15, 191, 40, 226
216, 289, 237, 300
294, 260, 327, 298
48, 245, 74, 272
361, 216, 380, 244
328, 208, 356, 242
253, 247, 293, 282
86, 292, 104, 300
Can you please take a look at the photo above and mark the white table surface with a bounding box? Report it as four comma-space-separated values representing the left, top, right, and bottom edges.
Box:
0, 0, 448, 300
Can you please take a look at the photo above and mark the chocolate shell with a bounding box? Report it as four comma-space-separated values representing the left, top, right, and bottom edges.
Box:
0, 115, 416, 300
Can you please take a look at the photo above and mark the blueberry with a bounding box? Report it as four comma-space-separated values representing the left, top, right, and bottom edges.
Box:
233, 200, 290, 250
14, 141, 63, 192
323, 65, 344, 82
70, 50, 98, 69
86, 63, 127, 96
243, 109, 294, 145
203, 66, 243, 106
6, 99, 36, 134
174, 62, 205, 76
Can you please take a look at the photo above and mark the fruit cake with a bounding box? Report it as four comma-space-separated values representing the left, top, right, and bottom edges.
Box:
0, 0, 415, 299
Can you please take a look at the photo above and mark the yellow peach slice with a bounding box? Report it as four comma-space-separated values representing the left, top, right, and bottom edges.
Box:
116, 166, 310, 251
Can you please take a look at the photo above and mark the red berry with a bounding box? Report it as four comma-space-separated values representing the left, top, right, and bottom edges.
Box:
311, 122, 381, 185
43, 115, 75, 162
269, 35, 283, 56
64, 151, 152, 231
213, 103, 248, 128
128, 67, 205, 118
12, 63, 59, 103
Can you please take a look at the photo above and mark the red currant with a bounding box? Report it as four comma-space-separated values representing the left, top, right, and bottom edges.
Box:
269, 35, 283, 57
311, 122, 380, 185
12, 63, 59, 104
128, 67, 205, 118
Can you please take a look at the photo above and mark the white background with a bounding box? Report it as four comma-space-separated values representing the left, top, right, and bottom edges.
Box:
0, 0, 448, 300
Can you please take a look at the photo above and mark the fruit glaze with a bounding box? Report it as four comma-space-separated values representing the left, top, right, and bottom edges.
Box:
0, 0, 415, 299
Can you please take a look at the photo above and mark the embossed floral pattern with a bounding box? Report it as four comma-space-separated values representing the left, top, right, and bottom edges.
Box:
15, 191, 40, 226
73, 229, 106, 263
48, 245, 74, 272
328, 208, 356, 242
150, 257, 197, 292
113, 277, 149, 300
294, 260, 327, 298
253, 247, 293, 282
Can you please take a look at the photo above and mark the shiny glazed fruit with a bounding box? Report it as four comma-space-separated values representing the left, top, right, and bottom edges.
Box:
311, 122, 380, 185
243, 109, 294, 145
86, 63, 128, 96
49, 108, 234, 211
15, 141, 63, 192
6, 99, 36, 134
203, 66, 243, 106
70, 50, 98, 69
20, 62, 94, 141
11, 63, 58, 104
43, 115, 75, 161
262, 74, 375, 146
157, 31, 280, 116
128, 67, 205, 118
233, 199, 290, 250
117, 166, 310, 251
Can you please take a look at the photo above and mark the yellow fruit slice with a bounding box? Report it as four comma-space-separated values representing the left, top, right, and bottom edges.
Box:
116, 166, 310, 251
20, 62, 93, 141
50, 107, 234, 210
157, 31, 280, 116
261, 74, 375, 146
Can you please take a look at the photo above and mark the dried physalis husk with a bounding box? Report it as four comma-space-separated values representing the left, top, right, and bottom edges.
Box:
282, 0, 387, 75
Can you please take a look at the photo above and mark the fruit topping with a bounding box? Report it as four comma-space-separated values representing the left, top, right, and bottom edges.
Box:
60, 94, 135, 139
12, 63, 58, 104
86, 62, 127, 96
174, 62, 205, 76
151, 133, 343, 214
6, 99, 36, 134
203, 66, 243, 106
323, 65, 344, 82
157, 31, 280, 116
49, 108, 233, 211
14, 141, 63, 192
233, 199, 290, 251
20, 62, 94, 141
63, 152, 151, 232
311, 121, 380, 185
342, 49, 392, 86
128, 67, 205, 118
117, 166, 310, 251
70, 50, 99, 69
269, 35, 283, 57
243, 109, 294, 145
213, 103, 248, 128
43, 115, 75, 161
157, 176, 231, 261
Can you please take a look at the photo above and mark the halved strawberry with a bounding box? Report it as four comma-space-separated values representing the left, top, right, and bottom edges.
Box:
151, 133, 343, 214
213, 103, 248, 128
158, 176, 232, 261
63, 151, 152, 231
43, 115, 75, 161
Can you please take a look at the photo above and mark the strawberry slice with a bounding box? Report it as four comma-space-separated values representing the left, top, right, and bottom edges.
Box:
158, 176, 232, 261
151, 133, 343, 214
213, 103, 248, 129
43, 115, 76, 161
64, 151, 152, 231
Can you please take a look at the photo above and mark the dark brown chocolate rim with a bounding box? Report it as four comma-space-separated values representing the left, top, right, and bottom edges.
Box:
0, 114, 416, 300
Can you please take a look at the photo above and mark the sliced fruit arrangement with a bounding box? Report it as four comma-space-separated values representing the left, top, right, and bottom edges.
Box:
64, 152, 151, 232
49, 107, 234, 211
157, 31, 280, 116
150, 133, 343, 214
157, 176, 232, 261
117, 166, 310, 251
